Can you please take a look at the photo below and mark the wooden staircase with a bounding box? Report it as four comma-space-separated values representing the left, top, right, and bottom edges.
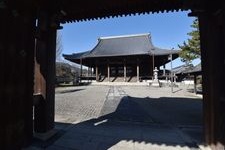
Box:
101, 76, 138, 82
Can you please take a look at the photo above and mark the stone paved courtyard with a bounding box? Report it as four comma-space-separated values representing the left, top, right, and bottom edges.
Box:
55, 84, 202, 126
29, 84, 204, 150
55, 85, 109, 123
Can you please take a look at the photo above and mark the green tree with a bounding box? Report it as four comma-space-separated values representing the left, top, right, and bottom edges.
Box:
178, 18, 200, 63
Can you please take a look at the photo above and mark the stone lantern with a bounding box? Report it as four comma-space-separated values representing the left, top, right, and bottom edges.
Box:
152, 67, 160, 87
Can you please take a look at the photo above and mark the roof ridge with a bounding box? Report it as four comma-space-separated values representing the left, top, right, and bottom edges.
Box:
99, 33, 150, 40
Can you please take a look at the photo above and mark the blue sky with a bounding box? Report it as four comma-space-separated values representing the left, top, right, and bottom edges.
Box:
61, 11, 200, 68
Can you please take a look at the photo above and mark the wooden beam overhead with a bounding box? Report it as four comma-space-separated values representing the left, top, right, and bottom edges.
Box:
4, 0, 202, 23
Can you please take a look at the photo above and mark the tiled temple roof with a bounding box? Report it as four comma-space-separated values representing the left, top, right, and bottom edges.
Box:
63, 33, 179, 61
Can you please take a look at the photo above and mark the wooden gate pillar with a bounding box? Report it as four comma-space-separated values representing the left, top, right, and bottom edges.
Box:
0, 9, 36, 149
198, 11, 225, 149
34, 11, 58, 135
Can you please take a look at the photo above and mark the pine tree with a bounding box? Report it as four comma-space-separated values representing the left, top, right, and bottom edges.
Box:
178, 18, 200, 64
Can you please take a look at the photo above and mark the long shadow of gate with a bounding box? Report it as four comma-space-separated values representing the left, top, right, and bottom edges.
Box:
32, 96, 203, 150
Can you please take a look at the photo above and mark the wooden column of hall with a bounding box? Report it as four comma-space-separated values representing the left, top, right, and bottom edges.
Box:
90, 67, 92, 77
137, 59, 139, 82
151, 55, 154, 79
107, 60, 110, 82
34, 11, 57, 134
95, 65, 98, 81
124, 59, 127, 82
198, 10, 225, 150
0, 9, 36, 149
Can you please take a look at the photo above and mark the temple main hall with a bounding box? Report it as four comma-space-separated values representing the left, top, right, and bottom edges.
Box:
63, 33, 179, 82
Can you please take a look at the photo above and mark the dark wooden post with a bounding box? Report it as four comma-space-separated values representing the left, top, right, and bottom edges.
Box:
115, 66, 118, 77
163, 65, 166, 76
199, 11, 225, 149
193, 74, 197, 94
34, 11, 57, 135
0, 9, 36, 149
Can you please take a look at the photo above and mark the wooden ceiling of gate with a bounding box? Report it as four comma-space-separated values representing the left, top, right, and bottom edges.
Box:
6, 0, 201, 23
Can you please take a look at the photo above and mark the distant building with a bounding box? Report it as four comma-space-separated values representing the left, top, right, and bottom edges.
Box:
173, 63, 202, 82
172, 63, 202, 93
172, 64, 194, 82
63, 33, 179, 82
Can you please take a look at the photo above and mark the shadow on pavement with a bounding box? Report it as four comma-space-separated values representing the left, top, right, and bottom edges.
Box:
31, 96, 203, 150
56, 88, 85, 94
